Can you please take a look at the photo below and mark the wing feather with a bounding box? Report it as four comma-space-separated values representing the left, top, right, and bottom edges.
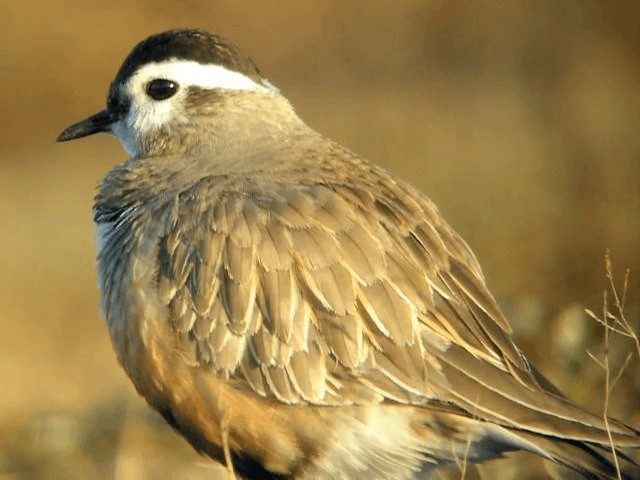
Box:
358, 280, 415, 344
261, 364, 298, 403
298, 263, 354, 315
317, 311, 367, 368
155, 171, 635, 456
289, 226, 338, 269
287, 341, 328, 402
157, 177, 529, 403
256, 221, 293, 271
260, 268, 298, 342
336, 222, 385, 285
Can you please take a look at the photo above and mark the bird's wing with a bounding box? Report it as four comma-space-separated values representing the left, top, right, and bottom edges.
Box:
157, 169, 638, 445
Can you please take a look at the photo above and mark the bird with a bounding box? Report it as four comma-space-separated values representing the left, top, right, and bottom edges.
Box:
57, 29, 639, 479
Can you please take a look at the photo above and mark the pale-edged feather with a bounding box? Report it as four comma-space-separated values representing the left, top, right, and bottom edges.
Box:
150, 165, 639, 476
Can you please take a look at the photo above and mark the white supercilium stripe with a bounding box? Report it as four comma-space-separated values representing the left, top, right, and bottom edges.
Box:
130, 59, 276, 93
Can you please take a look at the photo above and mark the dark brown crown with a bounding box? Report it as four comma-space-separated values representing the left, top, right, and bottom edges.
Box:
107, 29, 265, 114
114, 29, 263, 84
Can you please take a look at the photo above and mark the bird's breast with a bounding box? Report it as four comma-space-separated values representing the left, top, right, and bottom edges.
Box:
94, 201, 165, 389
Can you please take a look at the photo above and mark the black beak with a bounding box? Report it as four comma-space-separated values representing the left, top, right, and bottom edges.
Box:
57, 109, 116, 142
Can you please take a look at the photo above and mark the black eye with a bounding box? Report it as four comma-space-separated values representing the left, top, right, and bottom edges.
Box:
146, 79, 179, 100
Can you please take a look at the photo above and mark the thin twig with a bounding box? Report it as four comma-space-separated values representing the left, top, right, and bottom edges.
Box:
585, 252, 640, 480
605, 252, 640, 358
610, 352, 633, 392
458, 433, 473, 480
599, 289, 623, 480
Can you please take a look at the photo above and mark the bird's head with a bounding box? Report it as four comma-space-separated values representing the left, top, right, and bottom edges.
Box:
57, 29, 290, 157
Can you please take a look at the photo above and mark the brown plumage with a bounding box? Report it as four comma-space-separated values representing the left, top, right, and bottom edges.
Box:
58, 29, 640, 479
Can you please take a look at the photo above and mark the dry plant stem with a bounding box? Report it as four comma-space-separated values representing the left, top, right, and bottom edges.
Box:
609, 352, 633, 391
584, 253, 640, 358
605, 254, 640, 358
601, 290, 622, 480
457, 434, 473, 479
221, 414, 237, 480
583, 252, 640, 480
457, 393, 484, 479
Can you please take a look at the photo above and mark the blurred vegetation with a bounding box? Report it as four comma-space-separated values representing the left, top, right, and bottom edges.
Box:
1, 1, 638, 479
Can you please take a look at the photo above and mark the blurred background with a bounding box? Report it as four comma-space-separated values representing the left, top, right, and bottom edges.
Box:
1, 1, 639, 479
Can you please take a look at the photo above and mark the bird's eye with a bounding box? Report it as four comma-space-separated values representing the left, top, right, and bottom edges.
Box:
146, 79, 179, 101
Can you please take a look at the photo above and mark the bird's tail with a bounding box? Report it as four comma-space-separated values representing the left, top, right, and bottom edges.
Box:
509, 428, 640, 480
429, 343, 640, 479
417, 408, 639, 480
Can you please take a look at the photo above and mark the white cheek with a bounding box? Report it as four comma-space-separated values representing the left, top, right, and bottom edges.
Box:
111, 97, 178, 157
131, 97, 176, 143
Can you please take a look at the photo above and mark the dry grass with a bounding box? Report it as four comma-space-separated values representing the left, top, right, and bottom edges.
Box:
585, 253, 640, 480
1, 2, 639, 479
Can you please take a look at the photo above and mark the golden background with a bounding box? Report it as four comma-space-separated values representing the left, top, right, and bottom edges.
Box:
1, 2, 638, 479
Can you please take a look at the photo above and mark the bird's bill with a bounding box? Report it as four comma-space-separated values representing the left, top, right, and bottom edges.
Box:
57, 109, 115, 142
